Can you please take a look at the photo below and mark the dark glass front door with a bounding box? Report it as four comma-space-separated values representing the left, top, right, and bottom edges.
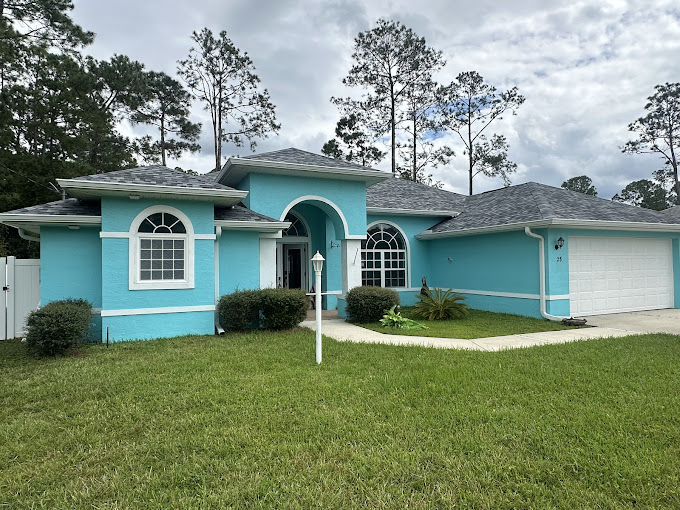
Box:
287, 248, 302, 289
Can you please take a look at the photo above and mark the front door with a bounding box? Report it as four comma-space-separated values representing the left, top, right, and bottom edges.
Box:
280, 244, 307, 289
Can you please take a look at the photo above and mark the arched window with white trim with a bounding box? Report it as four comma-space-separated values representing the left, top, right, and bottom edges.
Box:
129, 207, 195, 290
361, 223, 406, 288
282, 212, 308, 237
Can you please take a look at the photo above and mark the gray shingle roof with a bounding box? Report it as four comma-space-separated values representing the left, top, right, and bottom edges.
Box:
430, 182, 680, 233
662, 205, 680, 219
72, 166, 238, 191
214, 205, 281, 223
367, 178, 466, 213
238, 147, 378, 172
2, 198, 101, 216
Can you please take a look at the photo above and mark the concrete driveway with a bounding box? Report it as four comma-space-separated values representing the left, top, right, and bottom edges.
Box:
585, 309, 680, 335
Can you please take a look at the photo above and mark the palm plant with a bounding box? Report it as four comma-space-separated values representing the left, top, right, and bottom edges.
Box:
414, 287, 468, 320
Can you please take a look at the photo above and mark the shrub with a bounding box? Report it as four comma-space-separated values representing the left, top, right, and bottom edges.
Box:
218, 290, 261, 330
260, 288, 309, 330
25, 298, 93, 356
414, 287, 468, 320
345, 286, 399, 323
380, 305, 427, 330
219, 288, 309, 331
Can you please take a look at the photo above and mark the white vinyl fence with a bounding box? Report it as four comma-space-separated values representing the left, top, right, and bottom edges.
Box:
1, 256, 40, 340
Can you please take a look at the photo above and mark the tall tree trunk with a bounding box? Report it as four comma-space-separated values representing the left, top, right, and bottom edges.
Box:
160, 113, 166, 166
216, 80, 223, 171
390, 89, 396, 175
412, 114, 416, 181
669, 123, 680, 205
468, 95, 474, 195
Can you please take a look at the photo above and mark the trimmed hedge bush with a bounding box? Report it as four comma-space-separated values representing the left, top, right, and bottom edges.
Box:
345, 286, 400, 323
218, 288, 309, 331
25, 298, 93, 356
218, 290, 261, 330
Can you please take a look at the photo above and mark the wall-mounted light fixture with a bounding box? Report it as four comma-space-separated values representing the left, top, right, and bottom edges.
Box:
554, 237, 564, 250
330, 240, 341, 249
67, 225, 80, 230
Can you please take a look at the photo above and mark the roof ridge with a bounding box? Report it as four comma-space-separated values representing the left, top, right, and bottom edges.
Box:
526, 182, 553, 220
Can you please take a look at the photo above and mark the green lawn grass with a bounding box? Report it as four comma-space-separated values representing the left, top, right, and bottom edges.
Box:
359, 307, 578, 339
1, 331, 679, 508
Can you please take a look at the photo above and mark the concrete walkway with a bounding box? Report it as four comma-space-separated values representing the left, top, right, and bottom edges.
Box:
586, 309, 680, 335
300, 318, 642, 352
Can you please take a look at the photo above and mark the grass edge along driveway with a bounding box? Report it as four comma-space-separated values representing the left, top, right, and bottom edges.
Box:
1, 330, 679, 509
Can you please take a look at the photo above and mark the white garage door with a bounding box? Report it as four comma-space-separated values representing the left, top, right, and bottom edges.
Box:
569, 237, 674, 316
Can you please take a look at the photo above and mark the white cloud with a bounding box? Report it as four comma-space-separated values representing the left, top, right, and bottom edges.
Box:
72, 0, 680, 198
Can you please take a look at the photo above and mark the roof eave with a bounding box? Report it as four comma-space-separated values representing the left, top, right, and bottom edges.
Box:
57, 178, 248, 206
416, 218, 680, 239
367, 206, 459, 217
215, 220, 291, 232
218, 157, 390, 186
0, 213, 102, 235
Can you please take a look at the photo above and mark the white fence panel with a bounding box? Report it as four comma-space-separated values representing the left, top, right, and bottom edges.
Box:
14, 259, 40, 337
1, 257, 6, 341
1, 257, 40, 340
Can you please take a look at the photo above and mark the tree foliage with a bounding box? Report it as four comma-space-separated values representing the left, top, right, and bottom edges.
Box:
131, 71, 201, 166
397, 75, 451, 187
622, 82, 680, 205
177, 28, 279, 171
321, 113, 384, 167
612, 179, 668, 211
332, 19, 445, 177
561, 175, 597, 196
439, 71, 525, 195
0, 2, 149, 256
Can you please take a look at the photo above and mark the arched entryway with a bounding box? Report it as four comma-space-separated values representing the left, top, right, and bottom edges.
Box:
273, 196, 364, 310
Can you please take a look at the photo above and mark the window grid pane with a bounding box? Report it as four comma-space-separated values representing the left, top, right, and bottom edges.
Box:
140, 238, 185, 281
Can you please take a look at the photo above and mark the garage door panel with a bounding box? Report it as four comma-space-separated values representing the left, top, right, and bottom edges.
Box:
569, 237, 674, 316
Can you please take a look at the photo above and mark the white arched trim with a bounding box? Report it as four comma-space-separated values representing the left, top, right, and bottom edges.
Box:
279, 195, 362, 240
282, 209, 311, 240
365, 219, 412, 289
128, 205, 195, 290
128, 205, 195, 236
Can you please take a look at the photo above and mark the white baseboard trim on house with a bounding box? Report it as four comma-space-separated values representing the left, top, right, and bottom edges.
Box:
101, 304, 215, 317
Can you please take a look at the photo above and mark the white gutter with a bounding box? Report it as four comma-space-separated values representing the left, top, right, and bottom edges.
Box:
57, 178, 248, 205
417, 218, 680, 240
18, 228, 40, 242
218, 157, 390, 185
214, 219, 290, 232
524, 227, 570, 322
366, 207, 459, 217
214, 226, 225, 335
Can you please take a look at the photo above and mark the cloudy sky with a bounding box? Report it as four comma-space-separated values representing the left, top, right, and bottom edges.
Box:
71, 0, 680, 198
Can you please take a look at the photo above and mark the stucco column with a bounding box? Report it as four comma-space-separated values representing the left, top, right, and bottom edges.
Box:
341, 239, 362, 294
259, 235, 277, 289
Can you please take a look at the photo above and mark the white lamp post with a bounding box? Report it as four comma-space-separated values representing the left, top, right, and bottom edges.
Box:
311, 251, 325, 364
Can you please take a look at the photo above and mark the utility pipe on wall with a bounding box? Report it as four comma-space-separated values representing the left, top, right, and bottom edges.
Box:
524, 227, 570, 322
214, 226, 225, 335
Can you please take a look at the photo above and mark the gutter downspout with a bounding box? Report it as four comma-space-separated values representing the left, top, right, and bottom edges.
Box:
18, 228, 40, 242
524, 227, 570, 322
214, 226, 225, 335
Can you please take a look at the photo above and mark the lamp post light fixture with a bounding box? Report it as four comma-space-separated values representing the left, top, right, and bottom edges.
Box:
311, 251, 325, 364
555, 237, 565, 250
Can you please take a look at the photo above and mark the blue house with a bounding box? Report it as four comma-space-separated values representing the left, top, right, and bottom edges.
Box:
2, 148, 680, 341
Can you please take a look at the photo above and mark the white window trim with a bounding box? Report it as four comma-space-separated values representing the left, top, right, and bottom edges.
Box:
128, 205, 195, 290
362, 221, 411, 289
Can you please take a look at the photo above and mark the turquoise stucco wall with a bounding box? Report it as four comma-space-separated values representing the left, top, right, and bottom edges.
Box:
238, 173, 367, 238
40, 226, 102, 308
100, 197, 216, 341
218, 230, 260, 295
428, 230, 543, 317
427, 227, 680, 318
